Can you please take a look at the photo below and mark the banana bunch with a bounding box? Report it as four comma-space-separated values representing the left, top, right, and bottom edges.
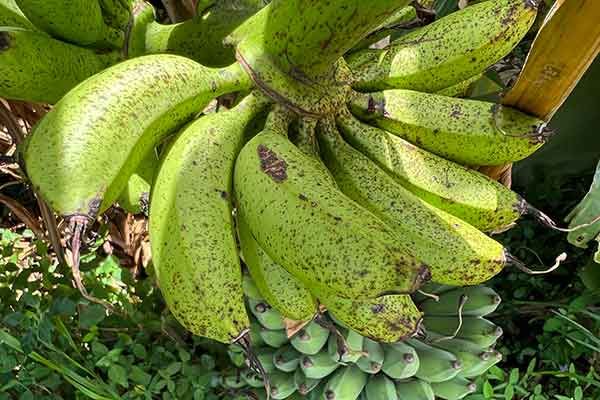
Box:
223, 278, 503, 400
16, 0, 564, 397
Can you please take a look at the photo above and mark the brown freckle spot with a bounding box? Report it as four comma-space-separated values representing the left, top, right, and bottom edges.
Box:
258, 144, 288, 182
372, 304, 385, 313
470, 259, 481, 265
299, 193, 308, 201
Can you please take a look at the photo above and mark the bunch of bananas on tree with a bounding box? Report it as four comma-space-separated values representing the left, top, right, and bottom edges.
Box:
3, 0, 559, 398
221, 277, 503, 400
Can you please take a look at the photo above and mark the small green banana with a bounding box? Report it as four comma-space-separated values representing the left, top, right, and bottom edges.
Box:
228, 348, 246, 368
221, 372, 246, 389
381, 342, 420, 380
347, 0, 537, 92
0, 28, 120, 104
243, 369, 266, 388
290, 320, 330, 355
273, 345, 301, 373
238, 214, 318, 322
0, 0, 36, 29
407, 339, 462, 383
356, 338, 384, 374
336, 112, 526, 232
242, 274, 262, 300
300, 352, 340, 380
26, 55, 251, 218
350, 90, 549, 166
248, 320, 266, 347
418, 286, 502, 317
294, 368, 320, 396
248, 298, 286, 330
430, 376, 477, 400
428, 336, 493, 377
318, 118, 509, 285
322, 365, 368, 400
328, 328, 364, 364
318, 291, 422, 343
259, 328, 289, 348
15, 0, 124, 48
149, 93, 265, 343
459, 350, 502, 378
365, 375, 397, 400
269, 371, 297, 400
423, 316, 502, 348
117, 148, 157, 214
234, 107, 430, 299
256, 348, 276, 373
395, 379, 434, 400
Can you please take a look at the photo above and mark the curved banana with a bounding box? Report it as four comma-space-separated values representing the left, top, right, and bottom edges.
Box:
407, 339, 462, 383
317, 290, 422, 342
430, 376, 477, 400
336, 112, 525, 232
237, 214, 318, 322
347, 0, 537, 92
117, 148, 158, 214
395, 378, 434, 400
149, 93, 267, 343
418, 286, 501, 317
318, 118, 509, 285
15, 0, 124, 48
423, 316, 502, 348
234, 108, 430, 299
0, 28, 120, 104
322, 365, 367, 400
0, 0, 36, 29
350, 90, 549, 166
25, 55, 252, 219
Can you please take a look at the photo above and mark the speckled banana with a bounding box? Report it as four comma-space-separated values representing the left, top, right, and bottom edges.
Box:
347, 0, 537, 92
318, 117, 509, 285
336, 112, 527, 232
234, 108, 430, 299
316, 290, 422, 343
350, 90, 549, 166
0, 28, 121, 104
15, 0, 124, 48
237, 214, 318, 322
0, 0, 36, 29
118, 148, 158, 215
25, 55, 252, 219
149, 93, 267, 343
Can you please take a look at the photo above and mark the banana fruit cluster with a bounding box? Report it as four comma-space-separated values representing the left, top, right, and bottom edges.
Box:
13, 0, 558, 398
224, 278, 503, 400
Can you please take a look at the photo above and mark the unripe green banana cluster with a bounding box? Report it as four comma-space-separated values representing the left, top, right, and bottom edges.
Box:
15, 0, 561, 398
222, 278, 503, 400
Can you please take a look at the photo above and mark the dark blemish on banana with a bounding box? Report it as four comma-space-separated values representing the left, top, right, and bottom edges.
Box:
0, 32, 11, 51
372, 304, 385, 314
450, 105, 463, 119
258, 144, 288, 182
216, 189, 228, 199
298, 193, 308, 201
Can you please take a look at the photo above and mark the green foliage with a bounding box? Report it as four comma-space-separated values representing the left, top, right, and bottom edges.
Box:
0, 227, 224, 400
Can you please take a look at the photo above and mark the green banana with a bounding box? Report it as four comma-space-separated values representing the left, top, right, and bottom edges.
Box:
318, 290, 422, 343
381, 342, 420, 380
395, 379, 434, 400
356, 338, 384, 374
300, 352, 340, 380
365, 375, 398, 400
117, 148, 157, 214
0, 0, 35, 29
259, 328, 289, 348
238, 214, 318, 322
148, 93, 265, 343
428, 336, 493, 377
328, 328, 364, 364
243, 370, 265, 388
248, 298, 286, 330
322, 365, 367, 400
459, 350, 502, 378
290, 320, 330, 355
336, 112, 526, 232
269, 371, 297, 400
294, 368, 320, 395
249, 319, 266, 347
273, 345, 301, 373
347, 0, 537, 92
15, 0, 124, 48
256, 348, 276, 373
418, 286, 501, 317
233, 107, 430, 299
242, 274, 262, 300
423, 316, 502, 347
435, 74, 481, 98
221, 372, 246, 389
228, 348, 246, 368
430, 376, 477, 400
0, 28, 120, 104
351, 5, 417, 52
407, 339, 462, 383
349, 90, 549, 166
318, 118, 509, 285
144, 0, 265, 67
26, 55, 251, 218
